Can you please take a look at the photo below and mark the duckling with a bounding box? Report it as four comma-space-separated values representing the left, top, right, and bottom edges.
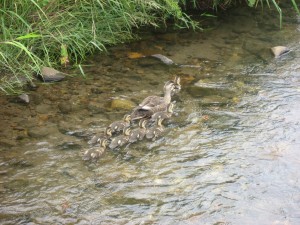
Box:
131, 82, 175, 121
108, 114, 131, 133
151, 102, 174, 122
88, 127, 112, 145
109, 127, 131, 149
83, 139, 108, 161
145, 117, 164, 141
128, 119, 148, 143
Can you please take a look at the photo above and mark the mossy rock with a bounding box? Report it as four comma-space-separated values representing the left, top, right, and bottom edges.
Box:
111, 99, 136, 110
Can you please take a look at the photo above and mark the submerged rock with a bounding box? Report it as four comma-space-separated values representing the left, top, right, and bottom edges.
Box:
151, 54, 175, 65
40, 67, 66, 82
271, 46, 290, 58
111, 99, 136, 110
27, 125, 58, 138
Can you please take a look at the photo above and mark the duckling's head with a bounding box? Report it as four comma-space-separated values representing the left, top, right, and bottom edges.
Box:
139, 119, 148, 128
101, 139, 108, 147
157, 117, 164, 126
123, 114, 131, 122
167, 102, 174, 113
174, 76, 181, 86
105, 127, 112, 137
123, 126, 131, 136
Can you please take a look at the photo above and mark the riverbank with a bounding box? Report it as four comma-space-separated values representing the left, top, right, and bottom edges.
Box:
1, 0, 298, 94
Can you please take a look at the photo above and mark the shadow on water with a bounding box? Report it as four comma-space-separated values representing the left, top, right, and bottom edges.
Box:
1, 5, 300, 225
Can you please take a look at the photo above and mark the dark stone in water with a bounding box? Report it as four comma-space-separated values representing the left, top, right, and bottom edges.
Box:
8, 159, 34, 168
90, 88, 104, 94
27, 125, 57, 138
87, 101, 106, 114
57, 142, 82, 151
138, 57, 162, 67
4, 179, 30, 191
36, 104, 52, 114
58, 102, 73, 114
0, 139, 17, 147
26, 81, 38, 91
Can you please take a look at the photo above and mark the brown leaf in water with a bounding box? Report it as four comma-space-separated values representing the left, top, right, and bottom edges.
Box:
127, 52, 144, 59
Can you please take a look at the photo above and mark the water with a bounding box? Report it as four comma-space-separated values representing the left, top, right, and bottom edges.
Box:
1, 6, 300, 225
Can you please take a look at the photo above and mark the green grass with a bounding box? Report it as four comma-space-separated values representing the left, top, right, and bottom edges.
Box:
0, 0, 197, 94
0, 0, 299, 94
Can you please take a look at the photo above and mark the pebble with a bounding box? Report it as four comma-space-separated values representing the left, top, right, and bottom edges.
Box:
18, 93, 30, 104
40, 67, 66, 82
271, 46, 290, 58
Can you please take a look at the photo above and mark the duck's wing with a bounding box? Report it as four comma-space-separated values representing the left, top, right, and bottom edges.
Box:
138, 96, 163, 109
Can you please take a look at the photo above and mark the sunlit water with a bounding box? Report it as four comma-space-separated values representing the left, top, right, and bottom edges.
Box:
1, 6, 300, 225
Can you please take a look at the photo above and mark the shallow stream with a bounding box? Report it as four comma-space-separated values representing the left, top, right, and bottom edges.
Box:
1, 5, 300, 225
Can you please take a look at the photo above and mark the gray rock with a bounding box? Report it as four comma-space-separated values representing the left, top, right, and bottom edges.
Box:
271, 46, 290, 58
28, 127, 50, 138
40, 67, 66, 82
18, 93, 30, 103
151, 54, 175, 65
28, 125, 57, 138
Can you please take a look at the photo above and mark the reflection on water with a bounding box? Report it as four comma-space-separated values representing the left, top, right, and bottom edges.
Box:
1, 6, 300, 225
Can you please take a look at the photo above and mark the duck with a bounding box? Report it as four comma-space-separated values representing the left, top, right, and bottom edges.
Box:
108, 114, 131, 133
83, 139, 108, 161
172, 76, 181, 95
145, 117, 165, 141
88, 127, 112, 145
165, 76, 181, 96
109, 127, 131, 149
151, 102, 174, 122
128, 119, 148, 143
130, 82, 175, 121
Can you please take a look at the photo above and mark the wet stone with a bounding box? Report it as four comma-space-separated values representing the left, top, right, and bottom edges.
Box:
57, 142, 82, 151
4, 179, 30, 191
0, 139, 17, 148
58, 102, 72, 114
8, 158, 34, 168
36, 104, 52, 114
18, 94, 30, 104
27, 125, 57, 138
30, 92, 43, 105
40, 67, 66, 82
91, 88, 104, 94
87, 101, 106, 114
58, 120, 83, 134
200, 95, 230, 106
111, 99, 136, 110
271, 46, 290, 58
138, 57, 161, 67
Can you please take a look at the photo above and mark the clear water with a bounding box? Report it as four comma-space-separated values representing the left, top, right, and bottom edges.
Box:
0, 6, 300, 225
